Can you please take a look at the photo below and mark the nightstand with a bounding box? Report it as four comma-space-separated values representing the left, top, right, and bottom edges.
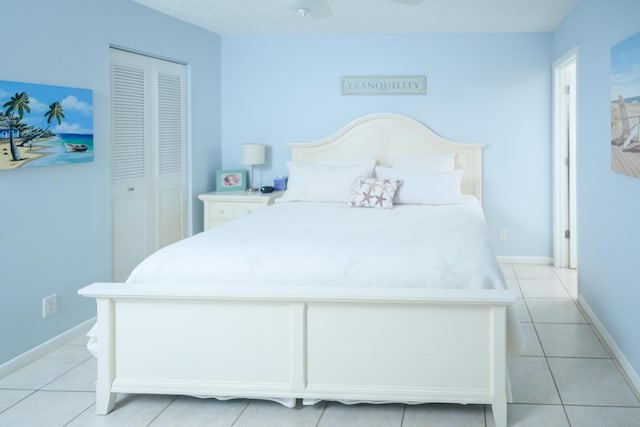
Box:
198, 191, 284, 230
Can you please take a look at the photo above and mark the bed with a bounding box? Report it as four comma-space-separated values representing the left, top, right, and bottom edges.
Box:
79, 113, 524, 427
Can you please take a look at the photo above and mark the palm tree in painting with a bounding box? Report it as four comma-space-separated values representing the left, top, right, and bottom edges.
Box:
19, 101, 65, 148
2, 91, 31, 161
44, 101, 65, 130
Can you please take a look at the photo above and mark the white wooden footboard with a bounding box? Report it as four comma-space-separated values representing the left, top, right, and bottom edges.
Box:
79, 283, 514, 427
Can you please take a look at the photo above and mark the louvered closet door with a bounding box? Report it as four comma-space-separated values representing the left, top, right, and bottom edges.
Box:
111, 48, 187, 281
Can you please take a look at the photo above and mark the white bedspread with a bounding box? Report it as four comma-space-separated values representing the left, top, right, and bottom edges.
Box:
129, 196, 505, 291
125, 196, 525, 358
87, 196, 525, 407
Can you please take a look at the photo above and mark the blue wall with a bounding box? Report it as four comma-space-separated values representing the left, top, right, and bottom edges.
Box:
554, 0, 640, 380
10, 0, 631, 380
0, 0, 221, 364
221, 33, 553, 257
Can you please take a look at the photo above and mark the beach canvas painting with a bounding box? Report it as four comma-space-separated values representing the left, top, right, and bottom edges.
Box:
0, 79, 93, 170
611, 32, 640, 178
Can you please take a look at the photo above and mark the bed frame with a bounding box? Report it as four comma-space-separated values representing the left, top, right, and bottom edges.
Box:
79, 113, 515, 427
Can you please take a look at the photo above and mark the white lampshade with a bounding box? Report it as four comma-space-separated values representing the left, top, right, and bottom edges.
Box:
242, 143, 265, 166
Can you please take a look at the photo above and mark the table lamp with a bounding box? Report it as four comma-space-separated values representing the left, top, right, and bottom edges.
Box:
242, 143, 265, 192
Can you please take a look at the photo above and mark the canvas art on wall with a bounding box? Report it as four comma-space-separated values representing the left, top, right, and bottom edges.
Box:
611, 32, 640, 178
0, 79, 93, 170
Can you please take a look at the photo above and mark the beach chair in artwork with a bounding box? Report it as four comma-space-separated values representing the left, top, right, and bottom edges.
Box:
613, 94, 640, 148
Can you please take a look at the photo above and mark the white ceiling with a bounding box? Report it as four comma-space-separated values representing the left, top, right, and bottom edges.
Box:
132, 0, 580, 35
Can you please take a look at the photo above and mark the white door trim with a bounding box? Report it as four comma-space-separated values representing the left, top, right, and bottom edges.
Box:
552, 48, 578, 268
110, 48, 188, 281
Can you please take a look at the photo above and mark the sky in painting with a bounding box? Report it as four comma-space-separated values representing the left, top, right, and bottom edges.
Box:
611, 32, 640, 101
0, 79, 93, 135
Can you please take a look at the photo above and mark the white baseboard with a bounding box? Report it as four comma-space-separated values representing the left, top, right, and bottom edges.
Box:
0, 317, 96, 379
496, 256, 553, 265
578, 296, 640, 396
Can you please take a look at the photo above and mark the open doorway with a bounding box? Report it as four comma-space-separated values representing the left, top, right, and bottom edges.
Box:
553, 49, 577, 269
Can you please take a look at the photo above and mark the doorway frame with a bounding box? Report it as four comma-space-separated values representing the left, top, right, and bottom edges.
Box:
552, 48, 578, 269
109, 46, 189, 281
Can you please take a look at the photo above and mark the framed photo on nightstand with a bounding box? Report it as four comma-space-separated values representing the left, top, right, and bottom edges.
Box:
216, 169, 247, 192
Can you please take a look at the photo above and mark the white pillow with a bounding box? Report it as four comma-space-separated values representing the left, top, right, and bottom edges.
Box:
315, 158, 375, 166
375, 166, 464, 205
280, 160, 376, 202
385, 153, 455, 172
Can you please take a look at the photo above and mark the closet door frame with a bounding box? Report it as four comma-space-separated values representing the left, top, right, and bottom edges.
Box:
110, 47, 188, 281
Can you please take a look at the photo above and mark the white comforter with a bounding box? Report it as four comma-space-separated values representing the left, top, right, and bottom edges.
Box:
123, 196, 526, 358
128, 196, 505, 291
88, 197, 525, 405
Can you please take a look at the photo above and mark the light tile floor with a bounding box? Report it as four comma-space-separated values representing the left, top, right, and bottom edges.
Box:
1, 264, 639, 426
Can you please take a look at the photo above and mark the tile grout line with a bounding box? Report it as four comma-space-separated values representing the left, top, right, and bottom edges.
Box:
0, 340, 96, 425
5, 265, 636, 425
145, 395, 179, 426
483, 403, 488, 427
0, 344, 93, 392
62, 398, 96, 427
38, 353, 94, 392
230, 400, 252, 427
548, 268, 638, 420
584, 328, 640, 403
566, 283, 640, 403
313, 400, 329, 427
398, 404, 406, 427
518, 270, 573, 426
0, 390, 37, 416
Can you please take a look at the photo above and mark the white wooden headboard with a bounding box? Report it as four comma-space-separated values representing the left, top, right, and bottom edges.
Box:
288, 113, 485, 201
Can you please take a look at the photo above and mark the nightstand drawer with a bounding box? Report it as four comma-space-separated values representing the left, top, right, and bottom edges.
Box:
234, 202, 263, 217
208, 201, 235, 219
198, 191, 284, 231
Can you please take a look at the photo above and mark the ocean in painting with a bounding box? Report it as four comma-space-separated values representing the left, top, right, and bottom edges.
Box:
24, 133, 94, 167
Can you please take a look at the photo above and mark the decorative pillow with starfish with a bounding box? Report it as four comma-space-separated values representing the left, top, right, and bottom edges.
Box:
348, 177, 402, 209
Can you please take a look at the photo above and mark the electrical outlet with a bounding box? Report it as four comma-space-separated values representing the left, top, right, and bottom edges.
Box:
499, 228, 508, 241
42, 294, 57, 318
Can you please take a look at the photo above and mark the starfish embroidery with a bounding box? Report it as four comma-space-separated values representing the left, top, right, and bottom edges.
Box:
365, 180, 378, 192
361, 189, 375, 204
